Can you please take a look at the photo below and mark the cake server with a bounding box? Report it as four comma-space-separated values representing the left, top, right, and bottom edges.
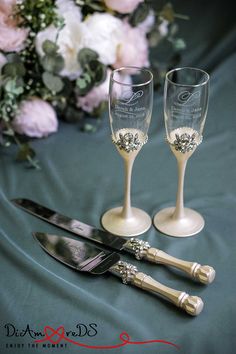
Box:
12, 198, 215, 284
33, 232, 204, 316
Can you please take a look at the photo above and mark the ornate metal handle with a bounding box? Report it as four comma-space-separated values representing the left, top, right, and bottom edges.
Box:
109, 261, 204, 316
124, 239, 215, 284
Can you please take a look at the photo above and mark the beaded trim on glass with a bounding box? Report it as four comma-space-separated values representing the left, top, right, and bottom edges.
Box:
124, 238, 150, 260
170, 132, 202, 153
112, 132, 148, 153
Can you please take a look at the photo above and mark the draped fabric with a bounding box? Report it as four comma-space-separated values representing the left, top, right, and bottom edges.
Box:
0, 0, 235, 353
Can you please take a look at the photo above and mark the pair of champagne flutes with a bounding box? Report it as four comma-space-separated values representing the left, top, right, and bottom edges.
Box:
101, 66, 209, 238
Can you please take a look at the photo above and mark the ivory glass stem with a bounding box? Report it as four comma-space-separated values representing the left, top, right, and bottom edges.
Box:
121, 158, 134, 219
173, 157, 188, 220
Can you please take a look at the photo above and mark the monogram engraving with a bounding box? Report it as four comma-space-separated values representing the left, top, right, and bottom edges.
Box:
120, 90, 143, 105
176, 90, 200, 106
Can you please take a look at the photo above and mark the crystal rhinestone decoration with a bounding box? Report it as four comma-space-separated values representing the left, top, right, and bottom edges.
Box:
113, 132, 147, 153
115, 261, 138, 284
125, 238, 150, 260
172, 133, 199, 153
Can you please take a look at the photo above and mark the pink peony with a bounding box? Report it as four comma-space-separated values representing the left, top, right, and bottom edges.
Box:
0, 0, 28, 52
104, 0, 143, 14
114, 22, 149, 71
77, 69, 131, 113
13, 99, 58, 138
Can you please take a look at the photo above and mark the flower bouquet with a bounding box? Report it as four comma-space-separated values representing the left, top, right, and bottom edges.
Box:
0, 0, 187, 167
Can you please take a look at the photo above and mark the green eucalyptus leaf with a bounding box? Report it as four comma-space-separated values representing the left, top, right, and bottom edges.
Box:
42, 72, 64, 93
83, 72, 92, 84
41, 54, 64, 74
42, 39, 59, 55
77, 78, 87, 89
5, 79, 24, 95
6, 53, 21, 63
82, 123, 97, 133
129, 3, 149, 27
88, 59, 99, 72
173, 38, 186, 50
76, 70, 95, 95
94, 63, 106, 85
78, 48, 98, 68
3, 62, 26, 77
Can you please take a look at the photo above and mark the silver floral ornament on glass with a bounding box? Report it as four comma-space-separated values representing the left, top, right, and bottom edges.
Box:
113, 132, 148, 153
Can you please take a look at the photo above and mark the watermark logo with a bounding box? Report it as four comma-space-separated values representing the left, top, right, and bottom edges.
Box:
2, 323, 180, 350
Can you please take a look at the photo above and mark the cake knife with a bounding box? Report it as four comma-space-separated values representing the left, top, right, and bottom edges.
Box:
33, 232, 204, 316
12, 198, 215, 284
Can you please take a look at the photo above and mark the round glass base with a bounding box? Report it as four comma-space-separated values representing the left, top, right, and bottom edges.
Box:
153, 207, 205, 237
101, 207, 151, 237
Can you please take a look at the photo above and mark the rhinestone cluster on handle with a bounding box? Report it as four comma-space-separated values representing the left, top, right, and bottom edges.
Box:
109, 261, 138, 284
124, 238, 150, 260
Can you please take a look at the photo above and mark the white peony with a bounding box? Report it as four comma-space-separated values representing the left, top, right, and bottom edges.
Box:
83, 13, 123, 65
35, 1, 85, 79
56, 0, 82, 23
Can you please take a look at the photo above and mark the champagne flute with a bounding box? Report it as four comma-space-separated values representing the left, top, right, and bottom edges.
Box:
153, 67, 209, 237
101, 66, 153, 237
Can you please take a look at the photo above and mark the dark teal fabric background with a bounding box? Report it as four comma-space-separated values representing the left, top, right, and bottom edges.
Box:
0, 1, 236, 353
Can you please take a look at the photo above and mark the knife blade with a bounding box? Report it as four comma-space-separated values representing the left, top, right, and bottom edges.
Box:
33, 232, 204, 316
12, 198, 215, 284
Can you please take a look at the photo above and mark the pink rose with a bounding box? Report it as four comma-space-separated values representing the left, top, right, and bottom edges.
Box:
13, 99, 58, 138
0, 0, 28, 52
77, 69, 131, 113
114, 22, 149, 72
104, 0, 143, 14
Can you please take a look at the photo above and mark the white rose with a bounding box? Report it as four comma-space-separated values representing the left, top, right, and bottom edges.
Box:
83, 13, 123, 65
